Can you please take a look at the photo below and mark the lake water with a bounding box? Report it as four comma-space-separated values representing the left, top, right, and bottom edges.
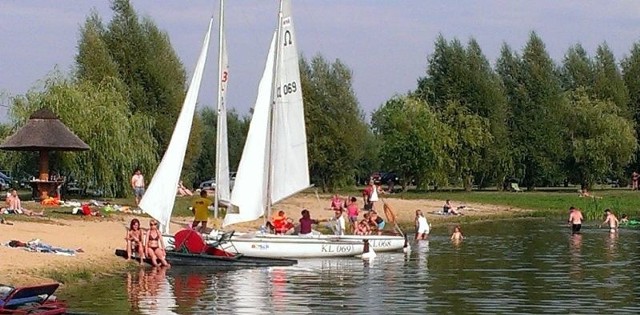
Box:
62, 219, 640, 314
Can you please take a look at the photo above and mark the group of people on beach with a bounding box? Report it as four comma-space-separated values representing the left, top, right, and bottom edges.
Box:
125, 218, 170, 267
567, 206, 629, 234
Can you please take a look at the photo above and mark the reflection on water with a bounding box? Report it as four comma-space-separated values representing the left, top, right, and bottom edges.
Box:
64, 220, 640, 314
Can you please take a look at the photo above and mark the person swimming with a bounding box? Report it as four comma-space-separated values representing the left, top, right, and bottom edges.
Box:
451, 225, 463, 241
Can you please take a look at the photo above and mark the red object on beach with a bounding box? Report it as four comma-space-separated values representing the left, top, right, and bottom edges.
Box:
0, 283, 68, 314
173, 229, 235, 257
81, 204, 91, 216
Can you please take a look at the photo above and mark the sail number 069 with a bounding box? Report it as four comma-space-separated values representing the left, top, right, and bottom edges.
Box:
277, 81, 297, 97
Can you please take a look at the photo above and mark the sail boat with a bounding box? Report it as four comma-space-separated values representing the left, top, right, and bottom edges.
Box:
140, 18, 214, 233
124, 4, 297, 267
213, 0, 231, 217
219, 0, 406, 257
217, 0, 365, 258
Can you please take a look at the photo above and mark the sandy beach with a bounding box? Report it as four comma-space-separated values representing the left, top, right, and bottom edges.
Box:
0, 194, 530, 286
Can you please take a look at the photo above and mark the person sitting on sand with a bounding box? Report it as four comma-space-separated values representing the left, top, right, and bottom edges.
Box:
145, 220, 170, 267
5, 189, 44, 216
125, 218, 145, 265
600, 209, 619, 233
177, 181, 193, 197
451, 225, 464, 241
415, 209, 430, 240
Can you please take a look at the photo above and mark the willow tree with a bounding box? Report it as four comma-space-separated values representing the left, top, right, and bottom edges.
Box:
77, 0, 189, 157
371, 96, 453, 190
439, 100, 493, 191
563, 89, 637, 188
75, 0, 206, 184
9, 75, 157, 197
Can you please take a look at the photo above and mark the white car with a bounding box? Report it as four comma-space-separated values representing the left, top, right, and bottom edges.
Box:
199, 173, 236, 191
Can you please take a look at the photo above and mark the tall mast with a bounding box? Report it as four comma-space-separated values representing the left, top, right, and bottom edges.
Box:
265, 0, 285, 222
214, 0, 225, 218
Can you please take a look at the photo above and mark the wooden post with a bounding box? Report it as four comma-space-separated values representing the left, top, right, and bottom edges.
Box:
39, 150, 49, 181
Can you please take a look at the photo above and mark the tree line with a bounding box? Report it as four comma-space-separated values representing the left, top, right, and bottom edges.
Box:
2, 0, 640, 196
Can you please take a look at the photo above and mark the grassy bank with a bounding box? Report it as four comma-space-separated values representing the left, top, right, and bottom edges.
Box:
399, 190, 640, 220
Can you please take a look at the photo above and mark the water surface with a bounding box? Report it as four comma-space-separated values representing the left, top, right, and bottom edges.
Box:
62, 219, 640, 314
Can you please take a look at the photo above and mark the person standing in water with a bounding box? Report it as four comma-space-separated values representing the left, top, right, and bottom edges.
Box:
567, 206, 583, 234
601, 209, 619, 233
415, 209, 430, 240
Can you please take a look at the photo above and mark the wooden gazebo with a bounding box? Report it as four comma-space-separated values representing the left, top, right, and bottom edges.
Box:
0, 108, 90, 200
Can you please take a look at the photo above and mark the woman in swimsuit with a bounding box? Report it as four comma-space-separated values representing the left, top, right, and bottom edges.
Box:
125, 218, 145, 264
144, 220, 170, 267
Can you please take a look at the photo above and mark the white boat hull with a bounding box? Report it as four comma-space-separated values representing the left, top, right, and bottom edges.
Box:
231, 233, 405, 253
226, 235, 364, 258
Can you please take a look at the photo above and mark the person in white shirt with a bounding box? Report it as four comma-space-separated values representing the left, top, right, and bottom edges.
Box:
415, 209, 430, 240
330, 208, 346, 236
130, 169, 145, 206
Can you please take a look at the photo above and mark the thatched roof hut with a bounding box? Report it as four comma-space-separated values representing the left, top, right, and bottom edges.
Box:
0, 108, 90, 199
0, 108, 89, 151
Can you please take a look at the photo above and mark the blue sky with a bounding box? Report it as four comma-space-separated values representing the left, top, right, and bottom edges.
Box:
2, 0, 640, 122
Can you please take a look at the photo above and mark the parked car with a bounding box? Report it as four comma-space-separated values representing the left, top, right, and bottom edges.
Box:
199, 173, 236, 191
0, 178, 9, 191
369, 171, 399, 186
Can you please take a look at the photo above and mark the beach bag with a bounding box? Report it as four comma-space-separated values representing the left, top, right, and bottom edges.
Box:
370, 186, 379, 202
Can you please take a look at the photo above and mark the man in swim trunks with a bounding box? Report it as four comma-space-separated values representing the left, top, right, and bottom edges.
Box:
601, 209, 619, 233
567, 206, 583, 234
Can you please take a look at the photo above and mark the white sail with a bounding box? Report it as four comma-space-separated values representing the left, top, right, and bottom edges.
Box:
140, 18, 213, 232
215, 0, 231, 206
223, 32, 277, 227
270, 0, 310, 204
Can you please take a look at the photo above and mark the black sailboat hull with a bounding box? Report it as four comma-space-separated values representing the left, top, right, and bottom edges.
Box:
115, 249, 297, 268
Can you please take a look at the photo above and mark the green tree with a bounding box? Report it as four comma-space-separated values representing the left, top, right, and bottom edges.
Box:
301, 55, 369, 191
94, 0, 188, 154
8, 74, 157, 197
416, 36, 511, 188
371, 96, 453, 190
190, 108, 249, 187
76, 0, 206, 186
559, 44, 593, 92
622, 42, 640, 172
440, 100, 493, 191
497, 33, 567, 189
563, 89, 637, 188
593, 43, 630, 119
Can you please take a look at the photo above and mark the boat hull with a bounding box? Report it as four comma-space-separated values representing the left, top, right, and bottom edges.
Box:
114, 249, 297, 267
225, 237, 365, 258
231, 233, 405, 253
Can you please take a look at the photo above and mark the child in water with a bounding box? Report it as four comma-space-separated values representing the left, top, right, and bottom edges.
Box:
451, 225, 463, 241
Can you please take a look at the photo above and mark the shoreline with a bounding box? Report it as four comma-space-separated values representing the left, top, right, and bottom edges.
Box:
0, 195, 536, 287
